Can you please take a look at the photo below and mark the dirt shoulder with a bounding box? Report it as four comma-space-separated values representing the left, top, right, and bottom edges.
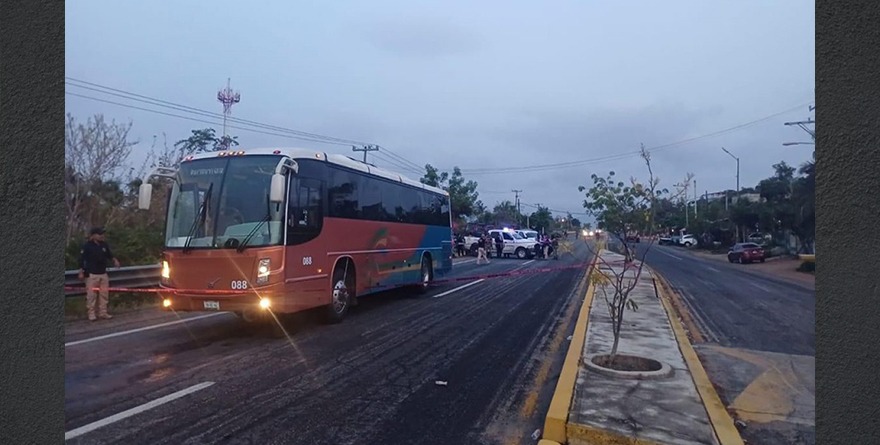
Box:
689, 249, 815, 289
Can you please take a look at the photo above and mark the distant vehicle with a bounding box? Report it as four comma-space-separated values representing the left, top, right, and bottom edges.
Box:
728, 243, 766, 264
658, 235, 673, 245
463, 233, 483, 255
747, 232, 766, 244
488, 228, 538, 259
517, 229, 539, 241
679, 234, 697, 247
626, 234, 640, 243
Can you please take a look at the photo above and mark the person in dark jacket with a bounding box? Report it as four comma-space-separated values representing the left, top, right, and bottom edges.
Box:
494, 234, 504, 258
78, 227, 121, 321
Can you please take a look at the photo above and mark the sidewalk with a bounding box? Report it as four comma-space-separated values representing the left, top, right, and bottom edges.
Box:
542, 250, 742, 445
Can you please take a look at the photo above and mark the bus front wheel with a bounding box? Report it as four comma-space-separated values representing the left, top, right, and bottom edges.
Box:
325, 264, 353, 324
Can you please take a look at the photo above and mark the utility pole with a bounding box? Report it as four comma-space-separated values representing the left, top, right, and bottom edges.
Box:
684, 179, 689, 228
352, 144, 379, 163
512, 189, 522, 225
216, 78, 241, 150
783, 106, 815, 146
694, 178, 697, 219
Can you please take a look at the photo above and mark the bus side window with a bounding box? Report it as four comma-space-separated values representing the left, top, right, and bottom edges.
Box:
287, 177, 324, 244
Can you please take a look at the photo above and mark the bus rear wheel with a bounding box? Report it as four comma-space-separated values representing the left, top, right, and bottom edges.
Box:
416, 255, 433, 295
324, 265, 353, 324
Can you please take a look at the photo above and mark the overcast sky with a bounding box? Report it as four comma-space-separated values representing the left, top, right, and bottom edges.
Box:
65, 0, 814, 223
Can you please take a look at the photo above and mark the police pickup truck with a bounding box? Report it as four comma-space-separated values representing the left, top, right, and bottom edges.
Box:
488, 228, 540, 259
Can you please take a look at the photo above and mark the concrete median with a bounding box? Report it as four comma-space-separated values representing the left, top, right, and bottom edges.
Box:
542, 249, 744, 445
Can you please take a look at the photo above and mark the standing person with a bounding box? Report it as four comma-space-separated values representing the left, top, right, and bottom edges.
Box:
494, 234, 504, 259
78, 227, 121, 321
476, 234, 489, 264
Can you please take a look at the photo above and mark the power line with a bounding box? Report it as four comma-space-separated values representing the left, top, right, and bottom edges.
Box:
520, 202, 587, 216
456, 100, 814, 175
66, 78, 370, 146
66, 77, 429, 173
66, 91, 360, 147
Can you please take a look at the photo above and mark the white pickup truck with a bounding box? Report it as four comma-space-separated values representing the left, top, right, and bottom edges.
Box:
488, 229, 540, 259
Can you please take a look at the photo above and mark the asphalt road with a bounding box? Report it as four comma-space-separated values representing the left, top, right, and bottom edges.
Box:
636, 242, 816, 445
65, 239, 594, 445
639, 244, 815, 356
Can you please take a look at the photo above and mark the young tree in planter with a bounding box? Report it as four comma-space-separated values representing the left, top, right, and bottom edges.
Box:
578, 146, 664, 366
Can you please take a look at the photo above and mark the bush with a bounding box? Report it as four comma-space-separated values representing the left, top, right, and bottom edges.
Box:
797, 261, 815, 273
66, 226, 164, 270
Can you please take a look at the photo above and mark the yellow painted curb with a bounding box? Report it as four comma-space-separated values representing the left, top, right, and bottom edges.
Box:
566, 422, 665, 445
541, 250, 599, 443
653, 270, 745, 445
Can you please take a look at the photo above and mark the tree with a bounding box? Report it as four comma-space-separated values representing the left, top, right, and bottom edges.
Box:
791, 156, 815, 253
529, 205, 554, 232
492, 200, 520, 225
578, 146, 661, 366
174, 128, 239, 156
420, 164, 480, 221
65, 113, 137, 246
570, 218, 582, 229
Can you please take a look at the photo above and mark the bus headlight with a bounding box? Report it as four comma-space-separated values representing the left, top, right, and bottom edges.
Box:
256, 258, 270, 284
161, 261, 171, 280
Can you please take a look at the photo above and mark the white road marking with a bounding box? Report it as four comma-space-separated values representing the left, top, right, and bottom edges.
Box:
432, 279, 486, 299
655, 248, 683, 261
750, 282, 772, 293
64, 382, 215, 440
516, 259, 536, 269
455, 258, 476, 265
65, 313, 229, 347
706, 266, 720, 273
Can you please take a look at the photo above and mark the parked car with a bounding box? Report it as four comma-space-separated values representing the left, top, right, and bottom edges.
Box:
658, 235, 673, 245
679, 234, 697, 247
727, 243, 766, 264
747, 232, 767, 245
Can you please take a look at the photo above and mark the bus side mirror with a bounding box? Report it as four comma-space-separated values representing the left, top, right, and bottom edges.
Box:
270, 174, 286, 203
138, 183, 152, 210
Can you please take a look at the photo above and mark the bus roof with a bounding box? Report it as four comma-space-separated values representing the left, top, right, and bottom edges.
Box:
184, 147, 448, 197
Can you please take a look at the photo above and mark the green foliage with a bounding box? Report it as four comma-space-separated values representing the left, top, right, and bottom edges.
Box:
174, 128, 239, 156
529, 205, 554, 232
65, 224, 164, 270
420, 164, 481, 220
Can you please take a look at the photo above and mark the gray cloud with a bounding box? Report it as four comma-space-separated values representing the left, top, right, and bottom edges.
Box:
360, 17, 481, 57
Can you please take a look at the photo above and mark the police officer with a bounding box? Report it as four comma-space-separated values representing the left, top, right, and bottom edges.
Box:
78, 227, 121, 321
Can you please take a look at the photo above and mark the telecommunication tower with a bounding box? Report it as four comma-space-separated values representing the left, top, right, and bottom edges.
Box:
217, 78, 241, 149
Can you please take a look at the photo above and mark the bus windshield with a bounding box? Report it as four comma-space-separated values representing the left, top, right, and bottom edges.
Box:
165, 155, 285, 249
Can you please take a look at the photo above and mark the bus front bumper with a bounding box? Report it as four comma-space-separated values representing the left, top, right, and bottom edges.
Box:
157, 283, 293, 314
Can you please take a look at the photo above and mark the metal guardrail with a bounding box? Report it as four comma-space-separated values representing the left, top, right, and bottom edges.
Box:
64, 264, 162, 297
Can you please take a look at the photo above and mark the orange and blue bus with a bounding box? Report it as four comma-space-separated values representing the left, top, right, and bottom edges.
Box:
138, 147, 453, 326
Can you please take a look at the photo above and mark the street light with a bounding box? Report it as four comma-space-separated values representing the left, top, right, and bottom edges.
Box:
783, 142, 815, 146
721, 146, 741, 242
721, 147, 740, 198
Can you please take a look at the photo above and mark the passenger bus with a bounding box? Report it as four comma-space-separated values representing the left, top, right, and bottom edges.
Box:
138, 147, 453, 326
